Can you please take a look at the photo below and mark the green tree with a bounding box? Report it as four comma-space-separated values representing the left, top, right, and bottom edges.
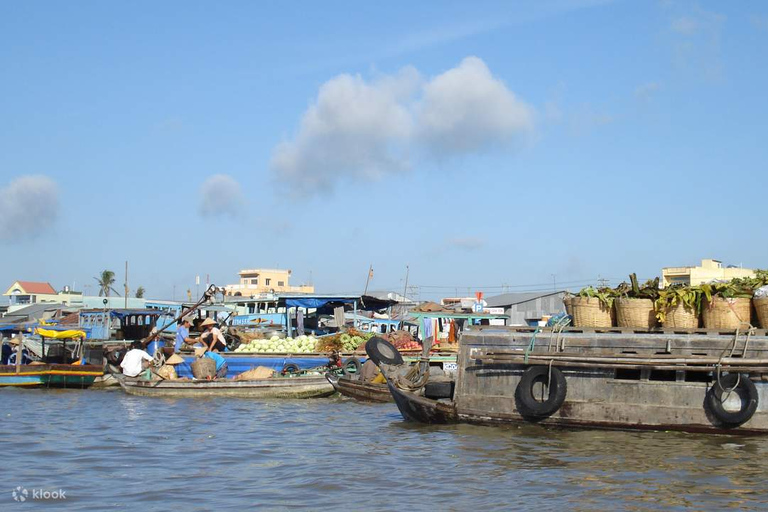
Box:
135, 286, 145, 298
94, 270, 120, 297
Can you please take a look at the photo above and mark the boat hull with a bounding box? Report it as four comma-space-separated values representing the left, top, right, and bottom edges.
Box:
388, 383, 457, 423
0, 365, 102, 388
118, 375, 335, 398
327, 374, 393, 403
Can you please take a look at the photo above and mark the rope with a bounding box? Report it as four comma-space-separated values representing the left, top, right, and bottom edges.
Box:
524, 327, 541, 365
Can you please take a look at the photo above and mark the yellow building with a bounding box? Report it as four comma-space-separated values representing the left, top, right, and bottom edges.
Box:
661, 259, 755, 288
225, 268, 314, 296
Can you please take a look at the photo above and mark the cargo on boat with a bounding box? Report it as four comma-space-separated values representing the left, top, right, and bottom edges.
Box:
371, 310, 768, 434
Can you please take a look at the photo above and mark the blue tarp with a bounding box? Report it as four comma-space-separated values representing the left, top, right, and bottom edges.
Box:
285, 298, 356, 309
174, 354, 365, 378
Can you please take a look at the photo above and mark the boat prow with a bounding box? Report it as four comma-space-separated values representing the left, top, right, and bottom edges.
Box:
326, 373, 393, 403
387, 382, 457, 423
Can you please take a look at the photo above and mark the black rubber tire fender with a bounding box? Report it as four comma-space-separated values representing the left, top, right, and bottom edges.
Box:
342, 357, 362, 377
707, 373, 759, 427
424, 380, 454, 400
515, 366, 567, 419
282, 363, 300, 374
365, 337, 404, 366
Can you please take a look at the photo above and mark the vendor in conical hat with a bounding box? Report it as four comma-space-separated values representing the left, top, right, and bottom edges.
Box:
156, 353, 185, 380
200, 318, 226, 352
3, 334, 32, 365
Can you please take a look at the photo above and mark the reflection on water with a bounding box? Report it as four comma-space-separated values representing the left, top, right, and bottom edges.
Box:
2, 388, 768, 510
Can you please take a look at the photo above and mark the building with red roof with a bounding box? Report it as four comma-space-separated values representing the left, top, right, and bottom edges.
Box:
3, 280, 58, 307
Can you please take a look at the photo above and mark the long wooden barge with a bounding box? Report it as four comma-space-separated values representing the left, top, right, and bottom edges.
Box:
116, 373, 335, 398
373, 325, 768, 434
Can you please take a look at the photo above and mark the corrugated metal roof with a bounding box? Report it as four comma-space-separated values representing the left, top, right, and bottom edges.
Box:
485, 291, 565, 308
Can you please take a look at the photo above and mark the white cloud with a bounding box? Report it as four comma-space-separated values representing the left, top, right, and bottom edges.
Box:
417, 56, 534, 155
271, 67, 419, 194
199, 174, 245, 217
0, 175, 58, 240
667, 6, 726, 80
271, 57, 534, 195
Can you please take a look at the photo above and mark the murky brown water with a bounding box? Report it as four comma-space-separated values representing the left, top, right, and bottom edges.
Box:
2, 388, 768, 510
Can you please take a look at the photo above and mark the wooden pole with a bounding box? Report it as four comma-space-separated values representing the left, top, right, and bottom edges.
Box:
478, 357, 768, 373
363, 265, 373, 296
15, 334, 23, 374
124, 260, 129, 309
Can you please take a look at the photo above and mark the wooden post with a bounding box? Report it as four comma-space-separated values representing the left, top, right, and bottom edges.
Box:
15, 334, 23, 374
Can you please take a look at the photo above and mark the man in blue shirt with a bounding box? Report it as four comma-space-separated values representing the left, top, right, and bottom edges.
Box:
175, 317, 195, 353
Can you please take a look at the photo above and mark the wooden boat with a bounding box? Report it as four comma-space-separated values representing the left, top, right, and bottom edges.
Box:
0, 364, 103, 388
371, 314, 768, 435
116, 373, 335, 398
325, 373, 393, 402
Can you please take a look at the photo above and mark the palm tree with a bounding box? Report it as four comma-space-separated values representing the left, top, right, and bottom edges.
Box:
135, 286, 145, 298
94, 270, 121, 297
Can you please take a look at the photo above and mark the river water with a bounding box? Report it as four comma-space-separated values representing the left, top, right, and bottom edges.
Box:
2, 389, 768, 511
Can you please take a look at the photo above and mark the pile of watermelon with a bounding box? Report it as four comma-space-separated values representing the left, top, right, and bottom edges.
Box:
317, 328, 377, 352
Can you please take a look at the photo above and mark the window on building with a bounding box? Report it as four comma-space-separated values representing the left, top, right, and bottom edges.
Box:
251, 279, 258, 285
265, 278, 271, 286
278, 281, 284, 287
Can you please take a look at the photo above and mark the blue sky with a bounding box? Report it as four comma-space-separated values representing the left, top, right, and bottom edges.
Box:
1, 0, 767, 301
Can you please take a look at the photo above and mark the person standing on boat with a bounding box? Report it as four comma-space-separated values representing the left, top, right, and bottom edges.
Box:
120, 341, 154, 378
199, 318, 226, 352
174, 317, 196, 352
195, 347, 228, 379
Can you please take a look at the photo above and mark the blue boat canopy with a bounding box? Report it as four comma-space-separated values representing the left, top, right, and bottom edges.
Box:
284, 297, 356, 309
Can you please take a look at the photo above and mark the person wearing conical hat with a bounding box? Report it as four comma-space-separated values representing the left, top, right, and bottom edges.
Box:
157, 353, 185, 380
200, 318, 226, 353
2, 334, 31, 365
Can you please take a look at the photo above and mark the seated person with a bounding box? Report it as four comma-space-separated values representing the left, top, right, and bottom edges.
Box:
120, 341, 154, 378
4, 335, 32, 365
195, 347, 228, 379
157, 353, 185, 380
1, 338, 12, 364
199, 318, 226, 352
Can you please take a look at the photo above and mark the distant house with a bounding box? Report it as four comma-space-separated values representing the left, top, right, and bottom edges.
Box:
662, 259, 754, 288
485, 291, 568, 327
3, 281, 57, 306
225, 268, 314, 296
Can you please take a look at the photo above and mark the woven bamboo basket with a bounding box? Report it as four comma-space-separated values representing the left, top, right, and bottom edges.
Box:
615, 298, 658, 328
660, 303, 699, 329
564, 296, 573, 317
191, 357, 216, 379
754, 298, 768, 329
702, 297, 752, 330
570, 297, 615, 328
